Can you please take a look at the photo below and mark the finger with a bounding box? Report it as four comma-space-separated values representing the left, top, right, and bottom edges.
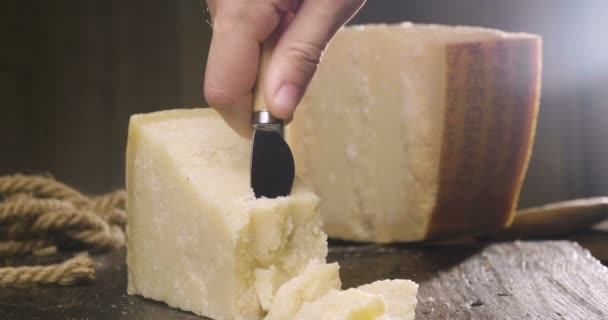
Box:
204, 32, 258, 137
264, 0, 366, 119
206, 1, 216, 19
204, 0, 294, 138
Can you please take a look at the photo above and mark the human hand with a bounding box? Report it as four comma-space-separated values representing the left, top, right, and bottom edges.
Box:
204, 0, 366, 137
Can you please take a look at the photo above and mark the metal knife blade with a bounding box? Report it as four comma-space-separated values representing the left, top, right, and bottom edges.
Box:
251, 119, 295, 198
250, 36, 295, 198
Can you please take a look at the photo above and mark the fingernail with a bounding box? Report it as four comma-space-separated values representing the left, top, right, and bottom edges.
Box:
273, 83, 301, 118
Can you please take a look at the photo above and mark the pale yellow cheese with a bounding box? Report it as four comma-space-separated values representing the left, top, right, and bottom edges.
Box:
126, 109, 327, 320
264, 260, 341, 320
287, 22, 542, 243
126, 108, 419, 320
293, 288, 386, 320
357, 280, 418, 320
271, 278, 418, 320
254, 266, 284, 311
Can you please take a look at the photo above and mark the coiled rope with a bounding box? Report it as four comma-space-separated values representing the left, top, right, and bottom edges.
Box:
0, 174, 126, 287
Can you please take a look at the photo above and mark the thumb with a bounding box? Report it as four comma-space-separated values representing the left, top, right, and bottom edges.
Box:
264, 0, 366, 120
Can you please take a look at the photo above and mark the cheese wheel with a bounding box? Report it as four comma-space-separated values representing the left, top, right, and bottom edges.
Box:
287, 23, 542, 243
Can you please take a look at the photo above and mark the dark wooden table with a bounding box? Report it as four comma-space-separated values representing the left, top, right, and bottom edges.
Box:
1, 232, 608, 320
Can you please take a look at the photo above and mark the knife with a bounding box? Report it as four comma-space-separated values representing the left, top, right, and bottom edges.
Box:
425, 197, 608, 245
479, 196, 608, 241
250, 36, 295, 199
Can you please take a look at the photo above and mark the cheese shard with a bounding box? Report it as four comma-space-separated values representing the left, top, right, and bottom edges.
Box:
287, 22, 542, 243
125, 108, 327, 320
261, 265, 418, 320
291, 280, 418, 320
293, 288, 386, 320
357, 280, 418, 320
255, 266, 284, 311
264, 261, 341, 320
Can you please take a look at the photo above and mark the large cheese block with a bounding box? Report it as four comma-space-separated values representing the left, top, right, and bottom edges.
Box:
126, 108, 419, 320
126, 109, 328, 320
287, 23, 542, 242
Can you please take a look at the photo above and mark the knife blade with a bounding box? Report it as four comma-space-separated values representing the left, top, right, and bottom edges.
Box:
250, 36, 295, 199
479, 196, 608, 241
425, 197, 608, 245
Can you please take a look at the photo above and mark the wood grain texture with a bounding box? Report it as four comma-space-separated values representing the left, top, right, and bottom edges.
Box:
1, 240, 607, 319
568, 231, 608, 264
414, 242, 608, 319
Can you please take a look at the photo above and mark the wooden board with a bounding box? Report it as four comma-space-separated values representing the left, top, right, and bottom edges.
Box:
1, 240, 608, 319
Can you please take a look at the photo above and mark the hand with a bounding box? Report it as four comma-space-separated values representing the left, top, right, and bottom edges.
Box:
204, 0, 366, 137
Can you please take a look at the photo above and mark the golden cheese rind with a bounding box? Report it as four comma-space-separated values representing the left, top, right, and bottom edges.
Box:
426, 37, 542, 239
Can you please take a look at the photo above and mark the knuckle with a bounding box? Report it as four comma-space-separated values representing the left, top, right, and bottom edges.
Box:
284, 40, 324, 78
214, 0, 285, 37
204, 84, 233, 108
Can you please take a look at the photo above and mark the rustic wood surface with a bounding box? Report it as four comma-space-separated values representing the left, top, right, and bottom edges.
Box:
1, 236, 607, 320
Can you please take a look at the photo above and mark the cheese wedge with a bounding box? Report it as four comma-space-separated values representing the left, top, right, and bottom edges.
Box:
125, 109, 328, 320
287, 23, 542, 242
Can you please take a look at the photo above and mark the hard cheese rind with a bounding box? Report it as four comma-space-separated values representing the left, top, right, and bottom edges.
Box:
126, 109, 327, 320
287, 23, 542, 243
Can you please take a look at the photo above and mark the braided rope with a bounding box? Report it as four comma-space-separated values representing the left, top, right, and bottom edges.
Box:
0, 253, 95, 287
0, 197, 73, 222
0, 240, 53, 256
0, 175, 87, 204
0, 174, 126, 287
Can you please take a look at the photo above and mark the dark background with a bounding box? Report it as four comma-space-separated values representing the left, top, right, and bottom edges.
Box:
1, 0, 607, 209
